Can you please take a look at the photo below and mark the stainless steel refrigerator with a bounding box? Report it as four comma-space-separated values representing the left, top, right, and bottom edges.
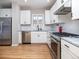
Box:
0, 18, 12, 46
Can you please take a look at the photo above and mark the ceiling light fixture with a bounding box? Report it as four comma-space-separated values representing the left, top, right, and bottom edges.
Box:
25, 0, 27, 2
47, 0, 50, 3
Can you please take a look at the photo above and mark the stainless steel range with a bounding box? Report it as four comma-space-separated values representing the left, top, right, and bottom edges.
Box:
50, 33, 61, 59
50, 32, 79, 59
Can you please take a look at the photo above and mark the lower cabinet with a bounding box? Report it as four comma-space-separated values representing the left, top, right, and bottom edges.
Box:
61, 46, 75, 59
61, 39, 79, 59
31, 32, 47, 43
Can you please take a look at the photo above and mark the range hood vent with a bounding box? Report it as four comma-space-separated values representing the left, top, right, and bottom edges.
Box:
54, 0, 71, 15
54, 5, 71, 15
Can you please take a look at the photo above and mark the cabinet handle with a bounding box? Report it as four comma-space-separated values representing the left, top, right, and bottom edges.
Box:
37, 35, 40, 37
24, 21, 26, 24
5, 14, 8, 16
64, 44, 69, 48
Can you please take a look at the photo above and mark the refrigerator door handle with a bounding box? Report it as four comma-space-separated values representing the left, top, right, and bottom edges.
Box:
0, 22, 3, 33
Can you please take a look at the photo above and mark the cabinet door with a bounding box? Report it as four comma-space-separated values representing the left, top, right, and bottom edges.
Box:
31, 32, 47, 43
72, 0, 79, 20
61, 39, 79, 59
61, 45, 78, 59
61, 47, 73, 59
50, 9, 59, 24
20, 10, 31, 24
37, 32, 47, 43
20, 11, 26, 24
45, 10, 51, 24
31, 32, 39, 43
25, 11, 31, 24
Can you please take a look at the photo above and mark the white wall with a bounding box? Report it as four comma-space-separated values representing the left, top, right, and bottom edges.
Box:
63, 20, 79, 34
57, 13, 79, 34
58, 13, 79, 35
31, 9, 45, 14
62, 13, 79, 34
12, 2, 20, 46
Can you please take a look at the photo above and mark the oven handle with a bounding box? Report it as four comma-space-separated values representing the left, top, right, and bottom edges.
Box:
64, 44, 69, 48
51, 37, 59, 44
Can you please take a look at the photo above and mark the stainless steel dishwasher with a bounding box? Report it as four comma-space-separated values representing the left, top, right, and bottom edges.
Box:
22, 32, 31, 44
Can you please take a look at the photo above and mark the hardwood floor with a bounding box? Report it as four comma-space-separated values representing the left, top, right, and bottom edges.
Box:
0, 44, 52, 59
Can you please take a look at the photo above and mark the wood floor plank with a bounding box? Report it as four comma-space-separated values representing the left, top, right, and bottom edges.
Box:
0, 44, 52, 59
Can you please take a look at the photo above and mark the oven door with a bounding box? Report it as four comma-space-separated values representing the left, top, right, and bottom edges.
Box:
51, 37, 60, 59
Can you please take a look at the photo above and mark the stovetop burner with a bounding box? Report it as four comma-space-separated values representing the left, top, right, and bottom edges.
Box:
52, 32, 79, 37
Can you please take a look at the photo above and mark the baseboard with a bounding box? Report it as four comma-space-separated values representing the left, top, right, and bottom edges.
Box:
31, 43, 47, 45
12, 44, 19, 46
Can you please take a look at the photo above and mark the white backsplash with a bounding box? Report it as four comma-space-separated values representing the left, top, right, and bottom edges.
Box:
21, 26, 32, 31
21, 25, 51, 31
63, 20, 79, 34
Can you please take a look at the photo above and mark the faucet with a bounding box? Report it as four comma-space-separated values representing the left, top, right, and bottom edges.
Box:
37, 25, 39, 31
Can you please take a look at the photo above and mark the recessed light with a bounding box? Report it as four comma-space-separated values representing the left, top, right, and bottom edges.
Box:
47, 0, 50, 3
25, 0, 27, 2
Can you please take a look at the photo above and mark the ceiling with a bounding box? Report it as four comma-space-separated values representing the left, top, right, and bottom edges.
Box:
0, 0, 56, 10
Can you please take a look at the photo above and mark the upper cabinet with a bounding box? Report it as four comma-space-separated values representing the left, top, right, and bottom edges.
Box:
51, 0, 62, 13
45, 10, 51, 24
72, 0, 79, 20
20, 10, 31, 25
0, 9, 12, 17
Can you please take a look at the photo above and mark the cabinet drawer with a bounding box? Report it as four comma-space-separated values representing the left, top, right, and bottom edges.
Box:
68, 42, 79, 57
61, 39, 79, 58
0, 9, 12, 17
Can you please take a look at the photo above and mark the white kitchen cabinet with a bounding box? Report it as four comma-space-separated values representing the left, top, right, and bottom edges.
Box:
0, 9, 12, 17
20, 10, 31, 24
51, 14, 59, 23
61, 39, 79, 59
45, 10, 51, 24
61, 46, 74, 59
51, 0, 62, 13
31, 32, 47, 43
50, 0, 61, 24
64, 0, 71, 7
50, 9, 60, 23
72, 0, 79, 20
